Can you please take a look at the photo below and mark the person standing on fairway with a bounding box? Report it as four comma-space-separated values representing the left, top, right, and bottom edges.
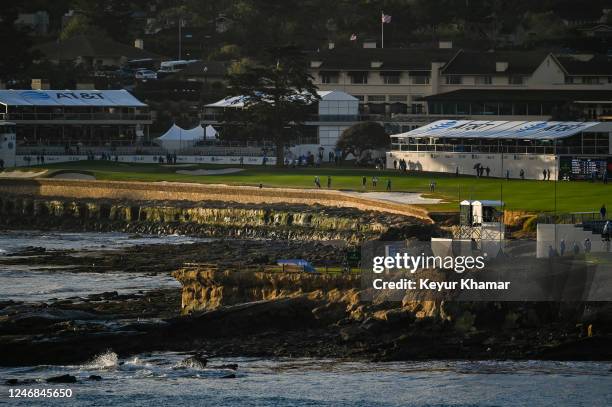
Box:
601, 204, 607, 220
386, 178, 392, 191
362, 176, 367, 189
327, 176, 332, 189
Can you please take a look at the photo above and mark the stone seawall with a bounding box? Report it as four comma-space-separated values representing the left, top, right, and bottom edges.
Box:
0, 178, 431, 221
0, 195, 415, 241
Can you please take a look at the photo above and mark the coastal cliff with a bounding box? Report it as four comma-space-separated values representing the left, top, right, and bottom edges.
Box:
0, 195, 434, 241
171, 265, 612, 361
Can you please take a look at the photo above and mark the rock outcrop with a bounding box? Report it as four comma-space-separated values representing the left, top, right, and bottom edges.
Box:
0, 195, 432, 241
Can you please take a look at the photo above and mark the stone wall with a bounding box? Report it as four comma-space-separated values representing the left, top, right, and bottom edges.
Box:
0, 178, 431, 221
0, 195, 402, 242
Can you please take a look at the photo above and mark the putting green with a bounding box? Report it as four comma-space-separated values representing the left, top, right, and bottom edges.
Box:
23, 160, 611, 214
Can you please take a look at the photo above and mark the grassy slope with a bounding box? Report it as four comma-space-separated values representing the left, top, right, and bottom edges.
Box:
23, 161, 611, 213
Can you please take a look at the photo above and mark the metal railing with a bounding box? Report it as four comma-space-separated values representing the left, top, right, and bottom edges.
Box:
0, 112, 151, 121
390, 143, 608, 155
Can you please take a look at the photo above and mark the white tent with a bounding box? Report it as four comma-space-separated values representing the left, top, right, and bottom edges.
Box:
153, 124, 205, 151
205, 125, 218, 140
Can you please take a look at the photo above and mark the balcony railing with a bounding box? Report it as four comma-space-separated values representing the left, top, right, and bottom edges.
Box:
390, 143, 609, 155
0, 112, 151, 121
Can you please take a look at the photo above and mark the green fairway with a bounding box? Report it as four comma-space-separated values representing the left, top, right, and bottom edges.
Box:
22, 160, 611, 214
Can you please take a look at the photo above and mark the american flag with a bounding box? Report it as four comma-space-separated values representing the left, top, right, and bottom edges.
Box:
381, 13, 392, 23
350, 33, 357, 41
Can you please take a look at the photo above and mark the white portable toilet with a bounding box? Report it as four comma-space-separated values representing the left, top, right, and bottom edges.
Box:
0, 121, 16, 168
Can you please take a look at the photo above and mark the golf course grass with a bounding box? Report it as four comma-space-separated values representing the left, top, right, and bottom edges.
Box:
19, 160, 611, 214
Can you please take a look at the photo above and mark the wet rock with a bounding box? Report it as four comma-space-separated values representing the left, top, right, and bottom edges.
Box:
88, 375, 102, 381
46, 374, 77, 383
220, 373, 236, 379
5, 378, 37, 385
213, 363, 238, 370
179, 353, 208, 369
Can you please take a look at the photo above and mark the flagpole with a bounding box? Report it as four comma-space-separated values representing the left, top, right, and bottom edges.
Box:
381, 12, 384, 48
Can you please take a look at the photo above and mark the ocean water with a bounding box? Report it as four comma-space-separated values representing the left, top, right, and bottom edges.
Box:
1, 352, 611, 406
1, 231, 612, 406
0, 231, 199, 302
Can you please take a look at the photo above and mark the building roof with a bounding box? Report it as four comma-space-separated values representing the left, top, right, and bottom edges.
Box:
555, 54, 612, 75
33, 35, 159, 62
0, 90, 147, 107
310, 48, 457, 71
206, 90, 357, 108
167, 60, 229, 80
424, 89, 612, 103
441, 50, 548, 75
393, 120, 600, 140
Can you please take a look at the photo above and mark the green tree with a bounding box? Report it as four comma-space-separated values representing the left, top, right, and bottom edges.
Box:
71, 0, 135, 42
0, 1, 35, 81
60, 14, 104, 40
336, 122, 389, 160
225, 46, 319, 166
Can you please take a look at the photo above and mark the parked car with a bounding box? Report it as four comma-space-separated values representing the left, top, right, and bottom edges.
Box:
135, 69, 158, 80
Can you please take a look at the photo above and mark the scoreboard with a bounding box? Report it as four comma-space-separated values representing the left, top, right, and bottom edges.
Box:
560, 157, 611, 180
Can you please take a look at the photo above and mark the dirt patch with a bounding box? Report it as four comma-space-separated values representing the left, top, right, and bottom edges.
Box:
0, 170, 47, 178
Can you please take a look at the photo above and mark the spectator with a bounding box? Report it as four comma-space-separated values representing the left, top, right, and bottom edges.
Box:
560, 239, 566, 256
327, 176, 332, 189
601, 204, 607, 220
386, 178, 392, 191
584, 238, 592, 253
372, 176, 378, 187
485, 167, 490, 177
603, 220, 611, 241
393, 160, 398, 170
362, 176, 367, 189
314, 176, 321, 188
520, 169, 525, 180
543, 169, 547, 180
506, 169, 510, 180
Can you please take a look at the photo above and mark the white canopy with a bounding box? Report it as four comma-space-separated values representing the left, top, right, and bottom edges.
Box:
0, 90, 147, 107
205, 125, 218, 140
394, 120, 600, 140
153, 124, 206, 151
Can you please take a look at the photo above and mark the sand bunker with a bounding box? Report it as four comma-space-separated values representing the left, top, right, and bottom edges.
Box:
0, 170, 47, 178
51, 172, 96, 180
176, 168, 244, 176
342, 191, 442, 205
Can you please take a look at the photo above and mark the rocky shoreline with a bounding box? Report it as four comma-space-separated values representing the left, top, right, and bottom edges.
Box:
1, 237, 612, 367
0, 194, 436, 242
1, 194, 611, 367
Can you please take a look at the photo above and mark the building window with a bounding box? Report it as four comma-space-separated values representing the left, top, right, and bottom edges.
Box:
411, 74, 430, 85
320, 71, 339, 84
353, 95, 365, 102
509, 76, 524, 85
380, 72, 400, 84
446, 75, 462, 85
583, 77, 598, 85
475, 76, 492, 85
388, 95, 407, 102
349, 72, 368, 84
367, 95, 386, 102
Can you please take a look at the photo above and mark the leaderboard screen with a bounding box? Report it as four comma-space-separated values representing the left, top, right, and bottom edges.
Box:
560, 157, 609, 180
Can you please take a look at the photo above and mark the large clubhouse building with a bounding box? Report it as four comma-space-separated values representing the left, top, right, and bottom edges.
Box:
309, 45, 612, 133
